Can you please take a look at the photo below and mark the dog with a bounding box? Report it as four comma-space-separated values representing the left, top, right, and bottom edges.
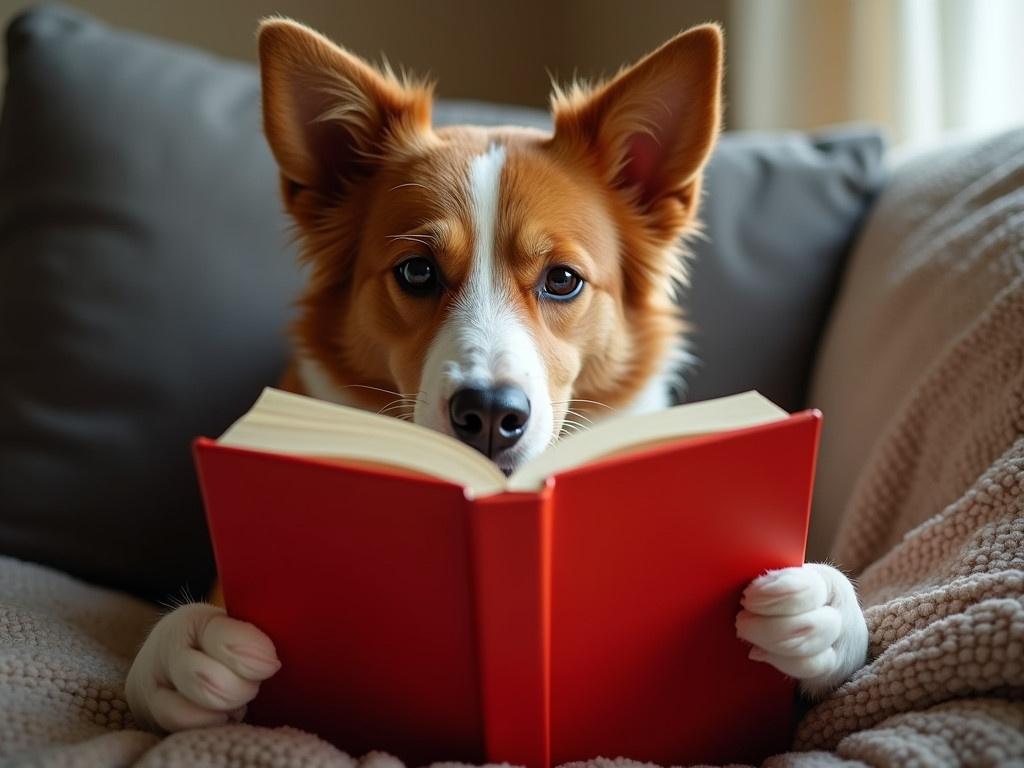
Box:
126, 19, 868, 734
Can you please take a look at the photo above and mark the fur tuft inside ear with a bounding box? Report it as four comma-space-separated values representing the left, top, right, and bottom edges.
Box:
551, 25, 722, 227
258, 18, 434, 197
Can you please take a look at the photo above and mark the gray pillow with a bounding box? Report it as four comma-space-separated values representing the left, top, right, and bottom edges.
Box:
0, 5, 884, 602
0, 6, 301, 601
684, 128, 886, 408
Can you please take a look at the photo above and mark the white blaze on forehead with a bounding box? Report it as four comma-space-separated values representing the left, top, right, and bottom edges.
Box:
457, 142, 520, 386
467, 143, 507, 298
413, 143, 554, 468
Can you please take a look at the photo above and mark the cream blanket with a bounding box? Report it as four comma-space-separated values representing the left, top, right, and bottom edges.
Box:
2, 138, 1023, 766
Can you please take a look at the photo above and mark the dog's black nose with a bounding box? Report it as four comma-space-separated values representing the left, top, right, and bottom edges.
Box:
449, 385, 531, 457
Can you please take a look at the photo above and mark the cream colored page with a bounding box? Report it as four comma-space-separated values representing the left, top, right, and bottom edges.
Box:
218, 388, 507, 495
217, 388, 787, 498
507, 391, 788, 492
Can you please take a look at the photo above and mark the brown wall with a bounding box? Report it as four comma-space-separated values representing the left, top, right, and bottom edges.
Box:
0, 0, 733, 118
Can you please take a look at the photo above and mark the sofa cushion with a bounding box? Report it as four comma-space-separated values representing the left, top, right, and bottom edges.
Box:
0, 7, 301, 601
0, 5, 883, 601
684, 128, 884, 408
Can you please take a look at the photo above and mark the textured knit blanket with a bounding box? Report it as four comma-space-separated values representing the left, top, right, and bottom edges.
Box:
2, 135, 1023, 766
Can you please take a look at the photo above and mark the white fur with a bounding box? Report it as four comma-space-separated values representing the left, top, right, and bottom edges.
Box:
737, 562, 869, 697
618, 339, 697, 417
296, 355, 358, 406
126, 603, 279, 731
414, 145, 553, 470
620, 371, 672, 414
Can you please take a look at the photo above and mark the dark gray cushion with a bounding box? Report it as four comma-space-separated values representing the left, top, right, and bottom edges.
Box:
0, 7, 302, 601
684, 128, 886, 408
0, 5, 884, 602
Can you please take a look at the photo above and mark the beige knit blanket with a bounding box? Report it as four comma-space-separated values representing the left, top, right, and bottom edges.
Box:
2, 137, 1023, 766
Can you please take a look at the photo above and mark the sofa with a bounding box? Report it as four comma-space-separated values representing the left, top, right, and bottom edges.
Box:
1, 6, 1021, 767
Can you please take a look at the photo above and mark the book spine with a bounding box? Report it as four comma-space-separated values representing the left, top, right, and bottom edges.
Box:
469, 486, 554, 768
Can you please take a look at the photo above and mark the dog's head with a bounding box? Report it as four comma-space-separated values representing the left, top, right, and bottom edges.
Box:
258, 20, 721, 473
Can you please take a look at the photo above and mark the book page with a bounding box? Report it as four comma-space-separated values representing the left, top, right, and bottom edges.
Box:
506, 391, 788, 492
218, 388, 508, 496
217, 388, 788, 497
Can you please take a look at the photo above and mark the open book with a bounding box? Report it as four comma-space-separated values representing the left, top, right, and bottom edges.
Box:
217, 387, 791, 495
195, 388, 821, 768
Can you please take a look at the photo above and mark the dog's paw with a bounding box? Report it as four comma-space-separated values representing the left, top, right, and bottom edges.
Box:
736, 562, 868, 698
126, 602, 281, 732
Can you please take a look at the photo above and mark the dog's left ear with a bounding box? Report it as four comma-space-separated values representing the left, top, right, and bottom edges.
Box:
551, 25, 722, 240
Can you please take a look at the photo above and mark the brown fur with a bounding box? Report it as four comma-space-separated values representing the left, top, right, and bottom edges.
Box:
258, 18, 722, 427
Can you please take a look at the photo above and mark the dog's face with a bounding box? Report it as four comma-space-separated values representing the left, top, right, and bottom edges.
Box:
259, 21, 721, 473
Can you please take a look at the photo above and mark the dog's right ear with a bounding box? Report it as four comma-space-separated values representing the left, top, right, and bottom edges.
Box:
258, 19, 433, 203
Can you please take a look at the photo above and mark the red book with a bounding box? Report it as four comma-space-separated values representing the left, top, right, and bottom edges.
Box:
195, 389, 820, 767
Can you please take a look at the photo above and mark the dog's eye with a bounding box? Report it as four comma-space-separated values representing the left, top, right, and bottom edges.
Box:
541, 266, 584, 300
395, 256, 440, 297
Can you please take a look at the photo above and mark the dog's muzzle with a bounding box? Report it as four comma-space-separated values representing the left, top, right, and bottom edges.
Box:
449, 385, 530, 459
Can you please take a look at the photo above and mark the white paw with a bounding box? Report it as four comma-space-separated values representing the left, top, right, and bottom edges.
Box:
736, 562, 868, 698
126, 602, 281, 732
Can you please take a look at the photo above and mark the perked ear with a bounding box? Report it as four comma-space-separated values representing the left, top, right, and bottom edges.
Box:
257, 18, 433, 198
551, 25, 722, 236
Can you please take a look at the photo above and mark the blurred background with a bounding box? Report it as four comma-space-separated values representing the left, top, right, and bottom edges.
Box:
1, 0, 1022, 147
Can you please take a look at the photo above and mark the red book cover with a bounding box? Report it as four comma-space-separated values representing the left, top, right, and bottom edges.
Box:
195, 409, 821, 767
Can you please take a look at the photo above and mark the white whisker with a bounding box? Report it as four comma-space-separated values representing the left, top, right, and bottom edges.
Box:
340, 384, 419, 398
551, 398, 615, 411
561, 420, 589, 432
388, 182, 430, 193
377, 397, 421, 416
386, 233, 439, 249
562, 409, 594, 425
379, 406, 416, 416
